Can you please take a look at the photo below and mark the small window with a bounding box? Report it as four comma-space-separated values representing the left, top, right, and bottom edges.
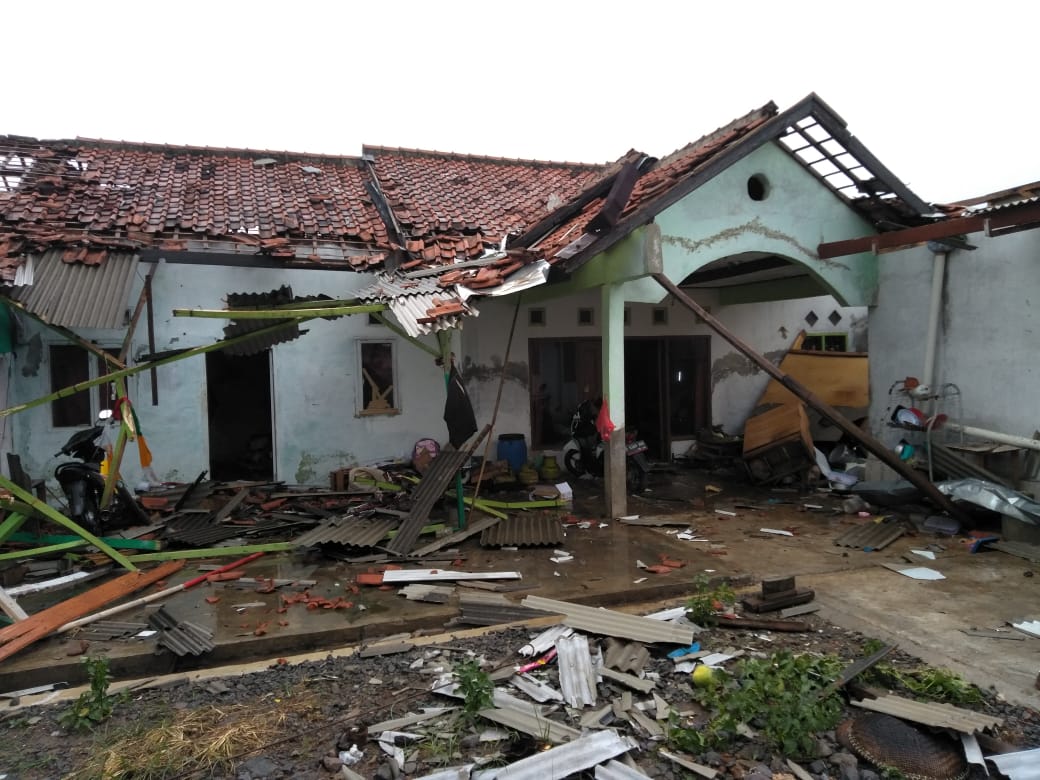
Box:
801, 333, 848, 352
367, 313, 381, 326
50, 345, 118, 427
529, 308, 546, 326
747, 174, 769, 201
358, 341, 399, 415
577, 308, 594, 326
652, 307, 669, 326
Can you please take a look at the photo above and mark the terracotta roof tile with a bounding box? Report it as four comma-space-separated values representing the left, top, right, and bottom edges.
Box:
533, 104, 777, 262
364, 145, 605, 265
0, 136, 390, 269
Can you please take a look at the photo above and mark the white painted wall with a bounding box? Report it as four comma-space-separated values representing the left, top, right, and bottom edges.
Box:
10, 260, 451, 492
869, 231, 1040, 454
463, 291, 866, 457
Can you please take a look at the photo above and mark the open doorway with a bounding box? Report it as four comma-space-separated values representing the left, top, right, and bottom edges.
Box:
529, 336, 710, 459
206, 350, 274, 481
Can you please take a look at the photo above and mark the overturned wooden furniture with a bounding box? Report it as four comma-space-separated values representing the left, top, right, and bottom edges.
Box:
742, 404, 815, 485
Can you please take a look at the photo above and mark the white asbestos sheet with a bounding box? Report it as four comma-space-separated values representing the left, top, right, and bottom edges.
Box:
555, 633, 598, 708
495, 730, 638, 780
382, 569, 522, 583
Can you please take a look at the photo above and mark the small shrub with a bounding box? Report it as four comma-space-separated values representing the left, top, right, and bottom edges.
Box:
455, 659, 493, 726
685, 574, 735, 626
59, 656, 127, 732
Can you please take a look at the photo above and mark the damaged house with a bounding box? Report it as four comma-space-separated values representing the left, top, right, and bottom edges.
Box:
0, 93, 993, 515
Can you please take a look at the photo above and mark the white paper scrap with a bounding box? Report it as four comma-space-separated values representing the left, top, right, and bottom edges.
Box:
911, 549, 936, 560
760, 528, 793, 536
895, 566, 946, 580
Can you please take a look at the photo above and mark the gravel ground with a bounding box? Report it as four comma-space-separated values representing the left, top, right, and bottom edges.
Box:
0, 614, 1037, 780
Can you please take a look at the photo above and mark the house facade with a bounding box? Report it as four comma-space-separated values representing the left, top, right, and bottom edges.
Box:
0, 94, 942, 511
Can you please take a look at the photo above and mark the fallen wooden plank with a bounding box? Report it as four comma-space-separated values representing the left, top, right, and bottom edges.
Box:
713, 615, 810, 632
0, 559, 185, 663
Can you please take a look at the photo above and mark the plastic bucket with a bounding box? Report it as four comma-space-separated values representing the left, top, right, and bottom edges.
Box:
497, 433, 528, 475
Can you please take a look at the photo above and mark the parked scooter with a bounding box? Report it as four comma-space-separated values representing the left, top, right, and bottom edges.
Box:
562, 399, 651, 492
55, 410, 148, 533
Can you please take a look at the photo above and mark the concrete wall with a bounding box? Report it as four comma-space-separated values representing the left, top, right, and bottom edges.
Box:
869, 231, 1040, 455
464, 292, 866, 457
10, 261, 449, 491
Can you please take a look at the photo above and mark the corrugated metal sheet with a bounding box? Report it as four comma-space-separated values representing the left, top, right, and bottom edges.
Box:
596, 759, 652, 779
989, 747, 1040, 779
454, 688, 582, 745
603, 637, 650, 674
293, 515, 398, 549
455, 591, 543, 626
480, 515, 563, 548
355, 274, 477, 338
521, 596, 695, 646
385, 427, 489, 555
833, 521, 904, 550
555, 633, 598, 707
852, 694, 1003, 734
495, 730, 638, 780
149, 606, 215, 657
11, 250, 138, 328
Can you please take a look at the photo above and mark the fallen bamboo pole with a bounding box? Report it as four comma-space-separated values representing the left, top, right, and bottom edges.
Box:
653, 273, 966, 520
57, 552, 265, 634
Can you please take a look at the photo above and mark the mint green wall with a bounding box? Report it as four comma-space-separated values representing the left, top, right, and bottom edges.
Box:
566, 142, 879, 307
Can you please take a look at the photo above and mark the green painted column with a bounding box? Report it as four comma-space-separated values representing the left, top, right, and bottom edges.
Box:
601, 282, 627, 519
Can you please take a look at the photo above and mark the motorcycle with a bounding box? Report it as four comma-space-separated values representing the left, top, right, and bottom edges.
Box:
55, 410, 148, 533
562, 399, 651, 492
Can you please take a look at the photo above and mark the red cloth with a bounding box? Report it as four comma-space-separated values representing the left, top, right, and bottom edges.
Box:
595, 398, 616, 442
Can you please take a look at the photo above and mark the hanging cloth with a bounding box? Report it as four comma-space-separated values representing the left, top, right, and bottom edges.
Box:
443, 364, 478, 448
596, 397, 616, 442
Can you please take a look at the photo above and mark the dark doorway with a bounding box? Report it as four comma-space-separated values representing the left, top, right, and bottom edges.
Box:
529, 336, 710, 459
206, 350, 273, 481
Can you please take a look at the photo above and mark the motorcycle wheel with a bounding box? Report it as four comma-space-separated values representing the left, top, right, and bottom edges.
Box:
564, 448, 585, 477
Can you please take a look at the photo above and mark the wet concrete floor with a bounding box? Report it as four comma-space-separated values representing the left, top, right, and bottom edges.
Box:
3, 467, 1039, 709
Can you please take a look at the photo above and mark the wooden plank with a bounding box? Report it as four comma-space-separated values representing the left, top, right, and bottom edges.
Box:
0, 559, 184, 663
758, 351, 869, 410
213, 488, 250, 522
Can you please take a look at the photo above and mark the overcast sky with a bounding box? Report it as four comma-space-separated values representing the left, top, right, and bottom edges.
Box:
11, 1, 1036, 204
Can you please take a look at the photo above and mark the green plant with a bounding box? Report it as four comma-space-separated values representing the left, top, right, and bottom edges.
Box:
669, 650, 845, 758
865, 663, 983, 706
59, 655, 127, 733
685, 574, 735, 626
454, 659, 494, 726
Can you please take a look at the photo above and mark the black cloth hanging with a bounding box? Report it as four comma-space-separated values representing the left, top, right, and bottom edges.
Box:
443, 364, 477, 448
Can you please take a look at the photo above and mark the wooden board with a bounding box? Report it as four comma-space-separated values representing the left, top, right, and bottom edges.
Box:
0, 559, 185, 663
758, 350, 869, 410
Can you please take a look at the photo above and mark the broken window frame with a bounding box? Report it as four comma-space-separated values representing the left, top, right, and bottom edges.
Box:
357, 339, 400, 416
49, 344, 119, 428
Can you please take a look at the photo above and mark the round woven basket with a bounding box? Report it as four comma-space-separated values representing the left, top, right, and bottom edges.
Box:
836, 712, 968, 780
